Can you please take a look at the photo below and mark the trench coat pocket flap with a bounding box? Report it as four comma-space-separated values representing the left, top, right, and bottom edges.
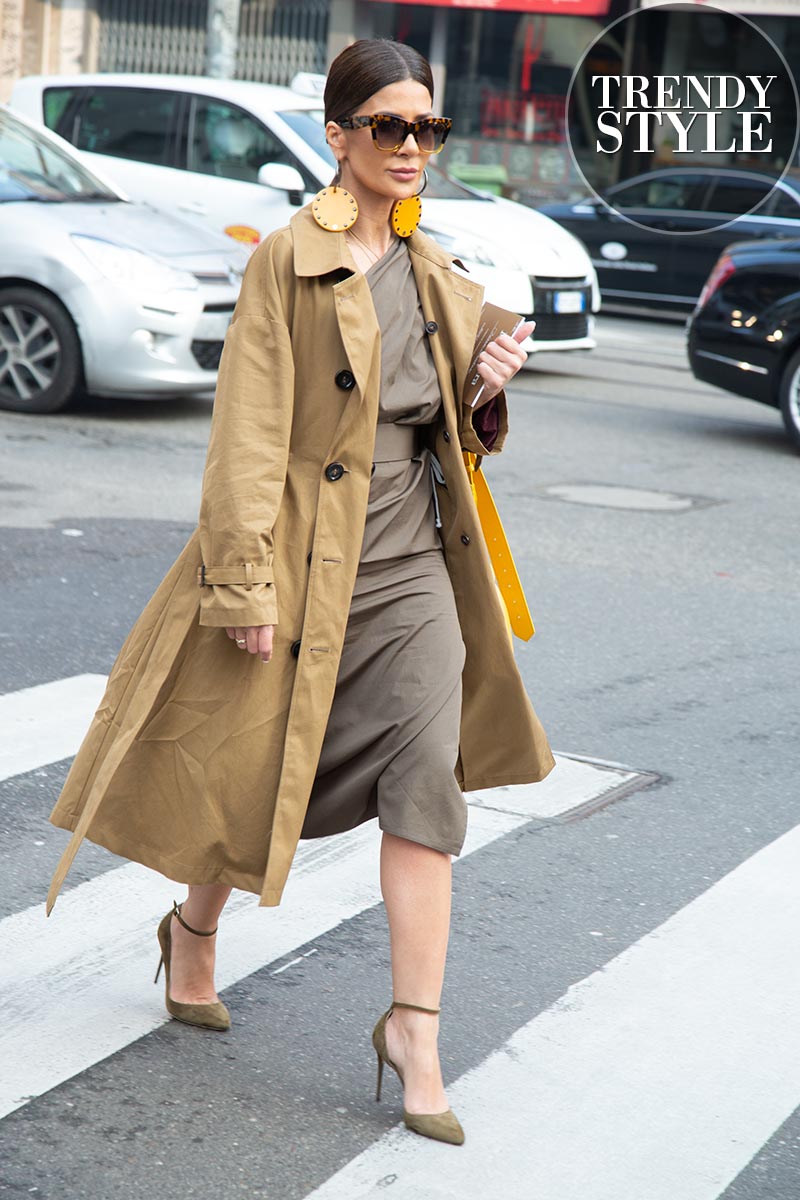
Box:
198, 563, 275, 590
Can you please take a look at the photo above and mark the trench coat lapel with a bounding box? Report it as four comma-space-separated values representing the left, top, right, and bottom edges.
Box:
291, 208, 381, 453
408, 232, 483, 426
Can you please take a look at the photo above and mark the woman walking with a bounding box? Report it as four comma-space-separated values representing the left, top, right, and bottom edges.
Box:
47, 39, 554, 1145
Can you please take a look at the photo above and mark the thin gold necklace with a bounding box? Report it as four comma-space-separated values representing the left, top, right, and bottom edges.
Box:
346, 227, 391, 264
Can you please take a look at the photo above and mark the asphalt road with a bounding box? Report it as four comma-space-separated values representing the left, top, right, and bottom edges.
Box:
1, 314, 798, 1199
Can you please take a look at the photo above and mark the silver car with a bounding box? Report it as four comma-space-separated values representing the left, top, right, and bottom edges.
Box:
0, 105, 247, 414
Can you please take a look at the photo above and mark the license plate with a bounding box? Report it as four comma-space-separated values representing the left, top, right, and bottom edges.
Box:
194, 311, 233, 340
554, 291, 586, 314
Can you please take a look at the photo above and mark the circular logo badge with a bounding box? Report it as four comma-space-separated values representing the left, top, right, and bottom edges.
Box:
566, 1, 800, 235
599, 241, 628, 261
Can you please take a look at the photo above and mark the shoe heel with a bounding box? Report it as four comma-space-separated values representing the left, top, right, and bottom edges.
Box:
153, 902, 231, 1032
375, 1051, 384, 1102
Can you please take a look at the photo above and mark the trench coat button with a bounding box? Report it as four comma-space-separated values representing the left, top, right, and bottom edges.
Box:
442, 430, 451, 443
290, 639, 301, 658
325, 462, 345, 481
461, 533, 471, 545
335, 369, 355, 390
425, 320, 439, 335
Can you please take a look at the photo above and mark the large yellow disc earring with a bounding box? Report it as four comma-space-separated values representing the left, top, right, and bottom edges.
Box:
390, 195, 422, 237
311, 185, 358, 231
390, 169, 428, 237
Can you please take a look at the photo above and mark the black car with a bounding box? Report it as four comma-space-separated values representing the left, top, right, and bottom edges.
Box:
538, 168, 800, 313
687, 237, 800, 450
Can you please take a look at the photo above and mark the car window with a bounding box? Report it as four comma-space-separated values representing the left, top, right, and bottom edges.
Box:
186, 97, 315, 190
717, 270, 794, 313
705, 176, 775, 216
74, 88, 179, 166
610, 174, 711, 212
43, 86, 81, 138
768, 186, 800, 220
0, 109, 118, 202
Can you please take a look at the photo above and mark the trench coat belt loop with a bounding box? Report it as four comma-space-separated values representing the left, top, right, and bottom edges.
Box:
372, 422, 427, 462
197, 563, 275, 589
463, 451, 535, 642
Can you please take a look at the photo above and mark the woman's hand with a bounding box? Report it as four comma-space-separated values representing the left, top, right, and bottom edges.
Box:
225, 625, 274, 663
474, 320, 535, 407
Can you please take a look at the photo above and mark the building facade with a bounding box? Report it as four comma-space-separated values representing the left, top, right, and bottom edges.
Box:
2, 0, 798, 206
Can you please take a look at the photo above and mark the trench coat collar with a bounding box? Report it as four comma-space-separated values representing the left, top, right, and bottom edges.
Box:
290, 203, 458, 278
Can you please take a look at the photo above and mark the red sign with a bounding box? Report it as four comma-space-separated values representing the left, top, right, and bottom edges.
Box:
368, 0, 610, 12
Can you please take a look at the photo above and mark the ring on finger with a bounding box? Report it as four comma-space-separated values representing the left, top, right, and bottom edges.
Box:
235, 638, 247, 645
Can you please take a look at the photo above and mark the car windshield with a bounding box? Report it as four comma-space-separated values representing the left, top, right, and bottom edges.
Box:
277, 108, 481, 201
0, 110, 120, 204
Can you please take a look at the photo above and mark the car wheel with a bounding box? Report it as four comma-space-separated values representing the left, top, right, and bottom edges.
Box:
779, 347, 800, 452
0, 287, 83, 414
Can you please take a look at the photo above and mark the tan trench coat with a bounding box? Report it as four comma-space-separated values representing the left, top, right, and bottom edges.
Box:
47, 205, 555, 913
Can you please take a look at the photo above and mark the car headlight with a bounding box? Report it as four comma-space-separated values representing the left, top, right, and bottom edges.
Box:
421, 228, 503, 269
71, 235, 198, 294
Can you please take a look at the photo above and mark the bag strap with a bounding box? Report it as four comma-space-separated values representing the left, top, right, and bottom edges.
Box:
463, 451, 535, 642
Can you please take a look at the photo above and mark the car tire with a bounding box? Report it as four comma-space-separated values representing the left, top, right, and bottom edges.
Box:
779, 347, 800, 452
0, 287, 83, 414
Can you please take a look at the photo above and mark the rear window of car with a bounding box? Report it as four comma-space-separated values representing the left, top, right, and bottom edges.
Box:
73, 88, 180, 166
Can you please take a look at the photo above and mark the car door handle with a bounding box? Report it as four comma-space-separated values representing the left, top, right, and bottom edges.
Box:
178, 201, 208, 214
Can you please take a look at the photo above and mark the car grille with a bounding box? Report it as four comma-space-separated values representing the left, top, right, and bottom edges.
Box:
191, 340, 224, 370
529, 278, 591, 342
531, 312, 590, 341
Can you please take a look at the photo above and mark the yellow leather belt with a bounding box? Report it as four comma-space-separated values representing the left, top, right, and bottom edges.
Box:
463, 451, 535, 642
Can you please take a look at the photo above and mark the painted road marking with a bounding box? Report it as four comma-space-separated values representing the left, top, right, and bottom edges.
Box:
306, 822, 800, 1200
0, 676, 649, 1119
0, 808, 517, 1119
0, 674, 107, 783
0, 675, 643, 820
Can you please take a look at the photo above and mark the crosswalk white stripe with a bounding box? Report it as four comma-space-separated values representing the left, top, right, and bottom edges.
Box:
0, 674, 644, 1121
0, 807, 521, 1119
0, 674, 107, 782
305, 822, 800, 1200
0, 674, 641, 820
469, 753, 643, 819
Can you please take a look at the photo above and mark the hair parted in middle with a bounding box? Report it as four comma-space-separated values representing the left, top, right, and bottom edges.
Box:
323, 38, 435, 126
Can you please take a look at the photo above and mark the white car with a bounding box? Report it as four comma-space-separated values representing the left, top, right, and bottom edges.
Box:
0, 105, 247, 414
12, 72, 600, 354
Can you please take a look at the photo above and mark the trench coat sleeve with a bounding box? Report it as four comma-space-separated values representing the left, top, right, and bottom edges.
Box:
460, 390, 508, 456
197, 240, 295, 628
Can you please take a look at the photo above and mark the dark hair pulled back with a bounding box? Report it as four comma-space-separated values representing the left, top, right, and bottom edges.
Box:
324, 39, 434, 125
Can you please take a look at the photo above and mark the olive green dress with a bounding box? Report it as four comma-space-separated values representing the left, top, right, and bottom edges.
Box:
300, 237, 468, 854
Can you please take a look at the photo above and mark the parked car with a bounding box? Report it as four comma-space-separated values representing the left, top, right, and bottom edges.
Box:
0, 105, 247, 414
687, 237, 800, 450
11, 72, 601, 355
538, 167, 800, 313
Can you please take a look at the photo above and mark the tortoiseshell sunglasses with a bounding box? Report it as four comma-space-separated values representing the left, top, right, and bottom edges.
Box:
336, 113, 453, 154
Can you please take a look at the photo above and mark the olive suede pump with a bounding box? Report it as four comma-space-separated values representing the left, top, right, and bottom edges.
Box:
372, 1002, 465, 1145
154, 901, 231, 1031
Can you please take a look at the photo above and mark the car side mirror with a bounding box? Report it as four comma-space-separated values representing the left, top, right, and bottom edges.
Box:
257, 162, 306, 206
